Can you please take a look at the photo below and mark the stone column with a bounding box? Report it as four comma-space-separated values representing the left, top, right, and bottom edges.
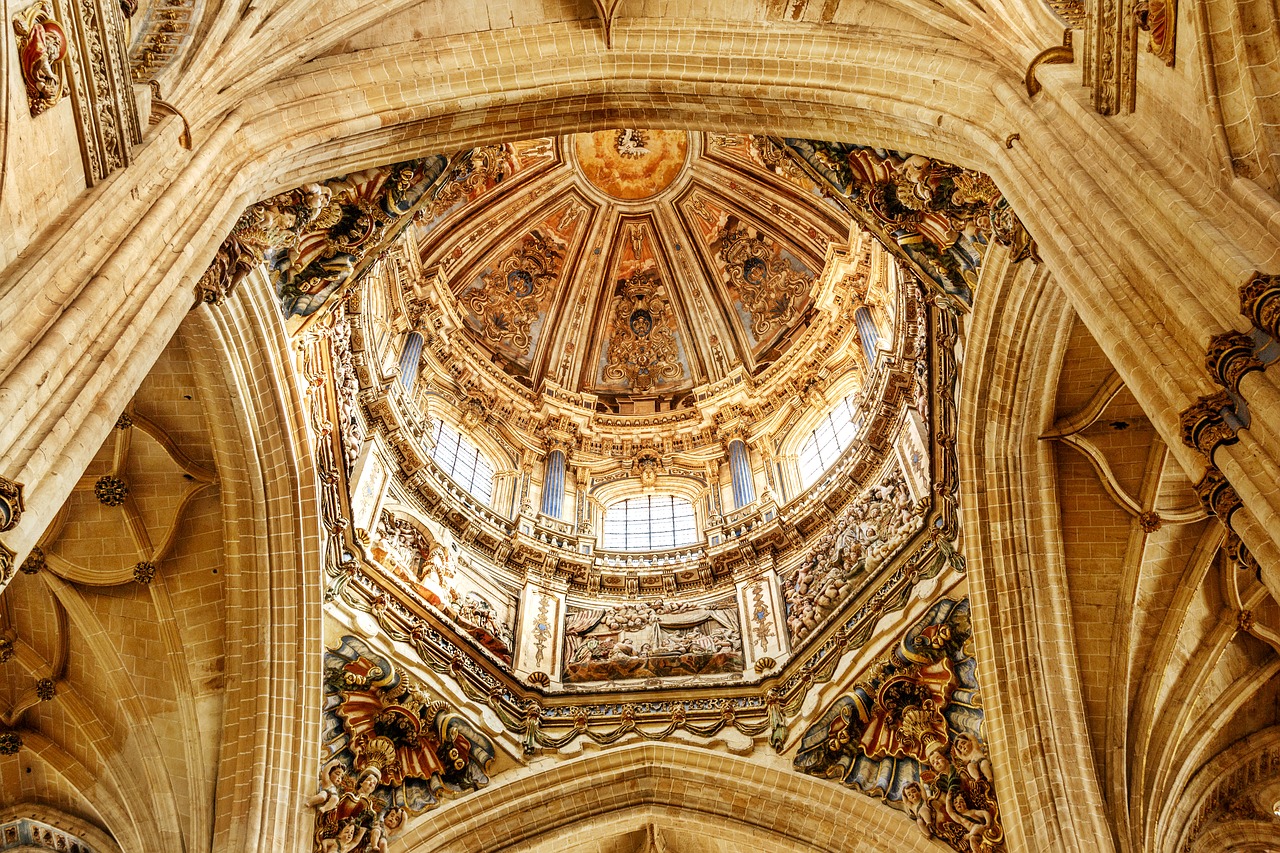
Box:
540, 449, 566, 519
727, 439, 755, 509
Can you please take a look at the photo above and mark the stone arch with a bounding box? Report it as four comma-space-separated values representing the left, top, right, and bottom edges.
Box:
395, 742, 938, 853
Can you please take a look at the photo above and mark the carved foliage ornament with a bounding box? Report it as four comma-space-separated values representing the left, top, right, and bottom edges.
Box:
1240, 272, 1280, 339
0, 476, 24, 533
12, 0, 68, 116
602, 271, 683, 392
1206, 330, 1264, 394
465, 231, 564, 355
715, 222, 809, 339
1178, 390, 1239, 458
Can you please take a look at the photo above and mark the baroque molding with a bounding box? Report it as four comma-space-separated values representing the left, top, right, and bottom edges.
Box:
56, 0, 142, 185
1025, 30, 1074, 98
1205, 330, 1264, 394
1178, 390, 1239, 457
12, 0, 69, 116
1240, 271, 1280, 339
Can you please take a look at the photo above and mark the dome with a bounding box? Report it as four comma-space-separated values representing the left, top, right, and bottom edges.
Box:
412, 131, 851, 414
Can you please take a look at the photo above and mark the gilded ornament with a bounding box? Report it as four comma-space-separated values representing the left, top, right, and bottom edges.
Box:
716, 224, 810, 338
754, 656, 777, 674
1240, 271, 1280, 339
1137, 511, 1162, 533
0, 542, 13, 583
1194, 466, 1242, 525
602, 271, 683, 392
1178, 390, 1238, 457
34, 677, 56, 701
465, 231, 564, 354
527, 671, 551, 688
133, 560, 156, 584
12, 0, 68, 116
94, 475, 129, 506
0, 636, 13, 663
1206, 330, 1263, 394
1238, 609, 1255, 632
19, 546, 44, 575
114, 412, 134, 430
0, 475, 24, 533
1135, 0, 1176, 66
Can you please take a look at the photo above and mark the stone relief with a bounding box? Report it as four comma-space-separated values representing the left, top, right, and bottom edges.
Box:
12, 0, 68, 116
795, 598, 1005, 853
198, 157, 450, 314
714, 219, 812, 339
563, 597, 744, 684
310, 636, 495, 852
464, 229, 566, 356
782, 467, 925, 642
373, 511, 515, 664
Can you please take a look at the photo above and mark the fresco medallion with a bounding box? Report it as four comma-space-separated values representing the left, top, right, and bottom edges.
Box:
572, 129, 689, 200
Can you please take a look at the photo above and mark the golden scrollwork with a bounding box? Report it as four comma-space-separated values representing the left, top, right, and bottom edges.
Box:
716, 224, 809, 339
12, 0, 68, 116
602, 270, 683, 392
465, 231, 564, 354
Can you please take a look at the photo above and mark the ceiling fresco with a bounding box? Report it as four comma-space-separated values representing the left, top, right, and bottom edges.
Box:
414, 129, 845, 410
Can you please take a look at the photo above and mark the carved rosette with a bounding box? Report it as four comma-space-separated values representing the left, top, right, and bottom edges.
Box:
94, 475, 129, 506
1240, 272, 1280, 339
19, 546, 44, 575
35, 678, 56, 701
0, 636, 14, 663
1178, 391, 1238, 457
1138, 511, 1162, 533
0, 731, 22, 755
1206, 330, 1263, 394
133, 561, 156, 584
1194, 466, 1242, 526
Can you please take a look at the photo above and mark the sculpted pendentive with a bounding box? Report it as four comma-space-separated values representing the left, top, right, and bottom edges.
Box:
310, 637, 495, 853
795, 599, 1006, 853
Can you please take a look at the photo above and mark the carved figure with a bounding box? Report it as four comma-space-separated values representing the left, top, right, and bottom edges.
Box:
795, 599, 1005, 853
306, 762, 348, 814
13, 1, 67, 116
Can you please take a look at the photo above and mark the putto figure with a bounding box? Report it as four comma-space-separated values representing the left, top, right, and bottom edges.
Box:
12, 0, 68, 116
309, 636, 497, 852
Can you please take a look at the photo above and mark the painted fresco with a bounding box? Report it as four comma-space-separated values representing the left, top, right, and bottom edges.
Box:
779, 138, 1034, 305
682, 192, 816, 354
456, 203, 584, 371
562, 598, 744, 684
373, 512, 515, 664
310, 636, 496, 852
573, 129, 689, 200
595, 221, 689, 394
705, 133, 846, 214
415, 138, 556, 239
782, 468, 924, 642
794, 598, 1006, 853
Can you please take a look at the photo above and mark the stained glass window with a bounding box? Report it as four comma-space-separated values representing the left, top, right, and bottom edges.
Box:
602, 495, 698, 551
798, 395, 862, 488
430, 420, 494, 505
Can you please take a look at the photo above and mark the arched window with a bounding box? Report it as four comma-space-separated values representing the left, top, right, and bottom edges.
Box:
430, 420, 494, 505
602, 495, 698, 551
854, 306, 880, 365
797, 395, 861, 488
399, 332, 424, 388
